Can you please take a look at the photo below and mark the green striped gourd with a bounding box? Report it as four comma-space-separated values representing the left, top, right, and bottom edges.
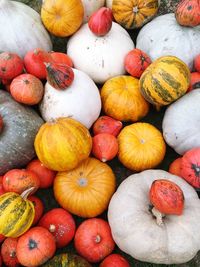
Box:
41, 253, 91, 266
0, 188, 35, 238
139, 56, 190, 106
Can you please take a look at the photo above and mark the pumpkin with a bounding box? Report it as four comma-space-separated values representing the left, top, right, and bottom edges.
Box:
1, 237, 19, 267
15, 0, 43, 13
194, 53, 200, 72
0, 116, 3, 133
118, 122, 166, 171
0, 0, 52, 57
34, 117, 92, 172
74, 218, 115, 263
92, 116, 123, 136
38, 208, 76, 248
0, 176, 5, 196
111, 0, 159, 29
39, 68, 101, 129
162, 89, 200, 155
28, 195, 44, 226
100, 254, 130, 267
0, 188, 35, 238
101, 75, 149, 121
136, 13, 200, 70
41, 0, 84, 37
0, 90, 43, 175
169, 157, 182, 176
16, 226, 56, 267
139, 56, 190, 106
0, 255, 1, 267
50, 52, 73, 67
188, 72, 200, 91
53, 157, 116, 218
175, 0, 200, 27
108, 169, 200, 264
67, 22, 134, 84
82, 0, 105, 22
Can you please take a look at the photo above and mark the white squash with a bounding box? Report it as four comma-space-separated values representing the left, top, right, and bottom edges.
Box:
0, 0, 52, 57
67, 22, 134, 84
39, 68, 101, 129
108, 169, 200, 264
162, 89, 200, 155
136, 13, 200, 70
106, 0, 112, 8
82, 0, 105, 22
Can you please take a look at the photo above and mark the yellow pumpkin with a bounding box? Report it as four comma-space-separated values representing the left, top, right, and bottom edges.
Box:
112, 0, 159, 29
0, 188, 35, 238
41, 0, 84, 37
118, 122, 166, 171
34, 117, 92, 172
53, 157, 116, 218
100, 75, 149, 122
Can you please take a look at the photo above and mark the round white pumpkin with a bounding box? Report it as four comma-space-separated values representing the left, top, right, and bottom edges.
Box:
82, 0, 105, 22
162, 89, 200, 155
136, 13, 200, 70
106, 0, 112, 8
108, 169, 200, 264
39, 68, 101, 129
0, 0, 52, 57
67, 22, 134, 84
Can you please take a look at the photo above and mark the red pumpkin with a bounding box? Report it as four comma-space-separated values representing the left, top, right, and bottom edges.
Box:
10, 74, 44, 105
38, 208, 76, 248
2, 169, 40, 195
124, 48, 151, 78
100, 254, 130, 267
0, 254, 2, 267
188, 72, 200, 92
180, 147, 200, 188
28, 195, 44, 226
0, 52, 24, 80
93, 116, 123, 136
24, 48, 53, 79
194, 54, 200, 73
26, 159, 56, 188
0, 234, 5, 244
16, 226, 56, 267
0, 176, 5, 196
92, 133, 119, 162
1, 237, 19, 267
50, 52, 73, 67
168, 157, 182, 177
0, 115, 3, 133
45, 62, 74, 90
74, 218, 115, 263
149, 179, 184, 215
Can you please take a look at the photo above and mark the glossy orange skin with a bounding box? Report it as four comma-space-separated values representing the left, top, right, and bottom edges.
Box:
50, 52, 73, 67
28, 195, 44, 226
175, 0, 200, 26
188, 72, 200, 92
194, 54, 200, 72
100, 254, 130, 267
1, 237, 19, 267
93, 116, 123, 136
168, 157, 182, 177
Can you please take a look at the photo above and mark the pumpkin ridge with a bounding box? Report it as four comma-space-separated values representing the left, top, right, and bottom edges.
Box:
150, 77, 174, 103
0, 194, 17, 215
159, 68, 182, 95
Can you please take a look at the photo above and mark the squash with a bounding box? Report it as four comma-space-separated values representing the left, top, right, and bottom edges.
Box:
162, 89, 200, 155
41, 0, 84, 37
108, 169, 200, 264
118, 122, 166, 171
39, 68, 101, 129
28, 195, 44, 226
100, 254, 130, 267
0, 90, 43, 175
139, 56, 190, 106
15, 0, 43, 13
1, 237, 19, 267
188, 72, 200, 91
168, 157, 182, 176
0, 0, 52, 57
92, 116, 123, 136
82, 0, 105, 22
101, 75, 149, 121
136, 13, 200, 70
67, 22, 134, 84
34, 117, 92, 172
53, 157, 116, 218
0, 188, 35, 238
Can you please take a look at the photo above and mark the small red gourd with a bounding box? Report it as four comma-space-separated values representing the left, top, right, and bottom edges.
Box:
0, 176, 5, 196
194, 54, 200, 73
26, 159, 56, 188
28, 195, 44, 226
92, 133, 118, 162
50, 52, 73, 67
1, 237, 19, 267
100, 254, 130, 267
124, 48, 151, 78
93, 116, 123, 136
38, 208, 76, 248
45, 62, 74, 90
149, 179, 184, 215
0, 52, 24, 80
74, 218, 115, 263
10, 74, 44, 105
168, 157, 182, 176
188, 72, 200, 91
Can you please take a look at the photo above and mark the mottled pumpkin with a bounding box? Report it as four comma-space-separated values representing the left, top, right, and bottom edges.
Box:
101, 75, 149, 122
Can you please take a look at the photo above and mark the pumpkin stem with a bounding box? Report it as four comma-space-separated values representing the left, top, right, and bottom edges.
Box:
152, 207, 164, 226
10, 251, 16, 258
49, 224, 56, 232
21, 187, 35, 199
95, 234, 101, 243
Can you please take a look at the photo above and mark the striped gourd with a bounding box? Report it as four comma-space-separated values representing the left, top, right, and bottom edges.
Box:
0, 188, 35, 238
112, 0, 159, 29
139, 56, 190, 106
41, 253, 91, 266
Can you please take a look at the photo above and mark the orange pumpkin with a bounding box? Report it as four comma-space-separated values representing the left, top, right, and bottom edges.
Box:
101, 75, 149, 122
53, 157, 116, 218
1, 237, 19, 267
168, 157, 182, 176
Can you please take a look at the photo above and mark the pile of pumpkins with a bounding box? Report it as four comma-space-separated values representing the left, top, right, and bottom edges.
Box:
1, 0, 200, 266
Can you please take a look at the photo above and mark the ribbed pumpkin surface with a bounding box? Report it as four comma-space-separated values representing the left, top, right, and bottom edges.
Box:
0, 192, 34, 238
112, 0, 159, 29
139, 56, 190, 105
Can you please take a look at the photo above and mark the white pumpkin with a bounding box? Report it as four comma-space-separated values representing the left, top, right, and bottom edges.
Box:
82, 0, 105, 22
106, 0, 112, 8
67, 22, 134, 84
108, 169, 200, 264
39, 68, 101, 129
0, 0, 52, 57
162, 89, 200, 155
136, 13, 200, 70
